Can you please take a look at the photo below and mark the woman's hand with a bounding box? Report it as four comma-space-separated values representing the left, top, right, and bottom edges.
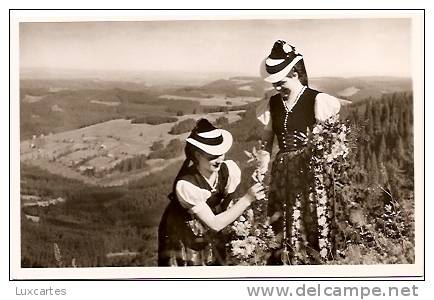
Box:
245, 182, 266, 204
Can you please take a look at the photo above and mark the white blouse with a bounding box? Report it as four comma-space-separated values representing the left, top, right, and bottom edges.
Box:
256, 92, 342, 126
175, 160, 241, 214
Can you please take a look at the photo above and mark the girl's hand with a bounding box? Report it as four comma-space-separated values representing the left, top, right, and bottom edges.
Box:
245, 182, 266, 204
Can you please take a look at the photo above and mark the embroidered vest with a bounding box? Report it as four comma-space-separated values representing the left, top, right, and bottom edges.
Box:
269, 87, 319, 152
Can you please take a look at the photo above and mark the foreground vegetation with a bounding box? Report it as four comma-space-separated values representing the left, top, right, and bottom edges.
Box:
21, 91, 415, 267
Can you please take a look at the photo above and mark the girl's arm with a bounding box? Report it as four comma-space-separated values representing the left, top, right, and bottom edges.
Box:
193, 183, 264, 232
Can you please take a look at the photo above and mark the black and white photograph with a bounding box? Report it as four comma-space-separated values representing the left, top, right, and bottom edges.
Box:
9, 10, 424, 279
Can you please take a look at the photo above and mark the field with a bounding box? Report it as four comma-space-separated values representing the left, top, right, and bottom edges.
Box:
158, 94, 259, 106
21, 110, 244, 186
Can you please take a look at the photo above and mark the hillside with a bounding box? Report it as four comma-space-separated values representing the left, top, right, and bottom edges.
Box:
20, 76, 412, 140
21, 111, 244, 187
20, 83, 249, 140
309, 76, 412, 101
20, 90, 415, 267
19, 73, 415, 267
19, 74, 413, 188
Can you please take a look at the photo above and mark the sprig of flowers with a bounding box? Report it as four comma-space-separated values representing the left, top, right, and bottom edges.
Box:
310, 114, 349, 171
225, 144, 278, 265
308, 114, 351, 261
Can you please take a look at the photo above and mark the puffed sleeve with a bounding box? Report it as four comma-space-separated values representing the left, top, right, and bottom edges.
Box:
176, 180, 211, 214
314, 93, 341, 122
255, 98, 271, 126
223, 160, 241, 194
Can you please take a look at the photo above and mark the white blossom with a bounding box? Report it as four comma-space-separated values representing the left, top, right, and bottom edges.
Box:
247, 209, 254, 221
313, 125, 323, 134
318, 196, 328, 205
318, 216, 327, 226
320, 248, 328, 258
318, 238, 327, 248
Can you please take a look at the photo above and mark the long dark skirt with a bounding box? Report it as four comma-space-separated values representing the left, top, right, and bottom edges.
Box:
267, 149, 333, 265
158, 204, 227, 266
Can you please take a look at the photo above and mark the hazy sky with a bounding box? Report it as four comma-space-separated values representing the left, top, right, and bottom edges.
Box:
20, 18, 412, 77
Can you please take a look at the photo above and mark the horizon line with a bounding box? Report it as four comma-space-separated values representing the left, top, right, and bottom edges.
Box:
19, 67, 412, 80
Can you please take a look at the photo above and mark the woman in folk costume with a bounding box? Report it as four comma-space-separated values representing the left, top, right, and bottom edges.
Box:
158, 119, 265, 266
256, 40, 343, 264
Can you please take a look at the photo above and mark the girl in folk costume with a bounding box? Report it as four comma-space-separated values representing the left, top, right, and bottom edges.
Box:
158, 119, 265, 266
256, 40, 343, 264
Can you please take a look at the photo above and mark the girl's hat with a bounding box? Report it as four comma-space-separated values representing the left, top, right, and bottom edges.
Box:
260, 40, 303, 83
186, 119, 233, 156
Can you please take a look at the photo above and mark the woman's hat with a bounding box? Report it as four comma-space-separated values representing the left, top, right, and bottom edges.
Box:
260, 40, 303, 83
186, 119, 233, 156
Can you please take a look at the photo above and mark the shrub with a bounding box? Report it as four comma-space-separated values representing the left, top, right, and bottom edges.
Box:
150, 140, 164, 152
215, 116, 229, 127
168, 118, 196, 135
148, 138, 183, 159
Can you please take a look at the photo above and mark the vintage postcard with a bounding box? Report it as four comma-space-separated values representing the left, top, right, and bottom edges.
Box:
9, 9, 424, 280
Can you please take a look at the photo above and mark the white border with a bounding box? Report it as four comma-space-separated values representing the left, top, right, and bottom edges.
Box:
9, 9, 425, 21
10, 9, 424, 280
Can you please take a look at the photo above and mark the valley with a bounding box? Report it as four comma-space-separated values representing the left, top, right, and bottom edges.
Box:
21, 110, 245, 186
18, 73, 415, 267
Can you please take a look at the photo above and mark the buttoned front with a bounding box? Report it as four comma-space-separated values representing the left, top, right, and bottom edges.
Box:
269, 87, 318, 153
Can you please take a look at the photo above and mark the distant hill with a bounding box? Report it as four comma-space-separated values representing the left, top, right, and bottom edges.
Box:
20, 78, 149, 92
167, 76, 412, 102
20, 67, 244, 86
19, 75, 412, 140
168, 76, 267, 99
19, 85, 235, 140
309, 76, 412, 101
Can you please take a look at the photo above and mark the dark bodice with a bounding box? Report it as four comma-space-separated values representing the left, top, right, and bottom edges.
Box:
269, 87, 319, 152
158, 162, 234, 251
170, 162, 232, 216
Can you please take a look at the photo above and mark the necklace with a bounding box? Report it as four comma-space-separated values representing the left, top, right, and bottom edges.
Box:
282, 86, 306, 113
201, 171, 218, 192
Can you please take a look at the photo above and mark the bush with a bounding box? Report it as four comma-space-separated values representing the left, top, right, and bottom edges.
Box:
215, 116, 229, 127
150, 140, 164, 151
168, 118, 196, 135
148, 138, 183, 159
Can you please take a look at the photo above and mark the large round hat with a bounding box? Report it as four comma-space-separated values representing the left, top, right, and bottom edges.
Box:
186, 119, 233, 156
260, 40, 303, 83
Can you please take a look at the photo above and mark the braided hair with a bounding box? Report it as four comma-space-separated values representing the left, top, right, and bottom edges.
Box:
171, 119, 210, 193
287, 58, 308, 86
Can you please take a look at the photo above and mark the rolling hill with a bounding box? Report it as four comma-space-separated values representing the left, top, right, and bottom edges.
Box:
160, 75, 412, 102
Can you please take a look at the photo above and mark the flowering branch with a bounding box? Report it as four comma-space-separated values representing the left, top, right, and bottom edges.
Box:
225, 143, 278, 265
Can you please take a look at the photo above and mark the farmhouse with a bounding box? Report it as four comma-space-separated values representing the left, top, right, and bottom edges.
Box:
25, 214, 40, 223
78, 165, 95, 176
